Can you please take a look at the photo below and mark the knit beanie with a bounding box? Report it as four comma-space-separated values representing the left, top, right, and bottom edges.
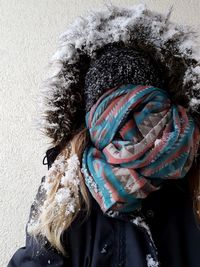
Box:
84, 44, 165, 112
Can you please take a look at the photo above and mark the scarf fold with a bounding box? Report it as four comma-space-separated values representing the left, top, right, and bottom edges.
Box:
81, 84, 200, 213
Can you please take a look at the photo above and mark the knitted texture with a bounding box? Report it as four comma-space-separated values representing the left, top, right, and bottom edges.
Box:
84, 45, 164, 112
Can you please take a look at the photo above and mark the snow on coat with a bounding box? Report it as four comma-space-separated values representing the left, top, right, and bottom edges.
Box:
35, 3, 200, 146
7, 3, 200, 267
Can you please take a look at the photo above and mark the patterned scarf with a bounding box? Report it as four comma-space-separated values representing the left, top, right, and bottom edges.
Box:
81, 84, 200, 214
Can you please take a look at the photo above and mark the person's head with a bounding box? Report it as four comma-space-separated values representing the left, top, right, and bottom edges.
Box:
32, 4, 200, 255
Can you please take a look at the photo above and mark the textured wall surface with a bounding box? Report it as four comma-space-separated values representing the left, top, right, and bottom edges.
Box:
1, 0, 200, 266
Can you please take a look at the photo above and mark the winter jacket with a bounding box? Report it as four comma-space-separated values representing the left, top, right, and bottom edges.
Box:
7, 4, 200, 267
7, 146, 200, 267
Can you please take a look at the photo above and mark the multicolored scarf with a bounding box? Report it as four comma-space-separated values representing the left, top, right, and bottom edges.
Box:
81, 84, 200, 214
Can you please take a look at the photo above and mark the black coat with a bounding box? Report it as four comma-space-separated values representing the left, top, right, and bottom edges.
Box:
7, 147, 200, 267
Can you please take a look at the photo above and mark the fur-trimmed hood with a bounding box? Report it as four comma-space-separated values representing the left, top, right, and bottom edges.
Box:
35, 3, 200, 146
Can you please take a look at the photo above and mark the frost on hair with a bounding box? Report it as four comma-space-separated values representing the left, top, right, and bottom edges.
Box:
27, 153, 81, 234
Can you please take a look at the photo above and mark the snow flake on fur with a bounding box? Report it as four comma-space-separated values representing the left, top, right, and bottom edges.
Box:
35, 3, 200, 145
146, 254, 159, 267
27, 153, 81, 234
44, 153, 80, 216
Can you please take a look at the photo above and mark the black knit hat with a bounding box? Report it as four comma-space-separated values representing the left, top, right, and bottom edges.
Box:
84, 44, 165, 112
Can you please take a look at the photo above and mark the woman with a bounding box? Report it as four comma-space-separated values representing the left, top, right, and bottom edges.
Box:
7, 4, 200, 267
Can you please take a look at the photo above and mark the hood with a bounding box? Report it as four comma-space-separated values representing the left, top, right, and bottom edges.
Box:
35, 3, 200, 146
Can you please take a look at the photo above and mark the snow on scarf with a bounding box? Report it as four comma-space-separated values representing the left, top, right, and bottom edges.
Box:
81, 84, 200, 213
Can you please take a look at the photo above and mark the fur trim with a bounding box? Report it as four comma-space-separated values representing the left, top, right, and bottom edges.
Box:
35, 3, 200, 146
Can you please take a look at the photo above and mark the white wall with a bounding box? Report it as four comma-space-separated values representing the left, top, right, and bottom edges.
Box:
1, 0, 200, 266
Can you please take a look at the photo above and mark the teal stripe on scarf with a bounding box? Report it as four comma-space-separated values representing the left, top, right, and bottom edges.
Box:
81, 84, 200, 213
